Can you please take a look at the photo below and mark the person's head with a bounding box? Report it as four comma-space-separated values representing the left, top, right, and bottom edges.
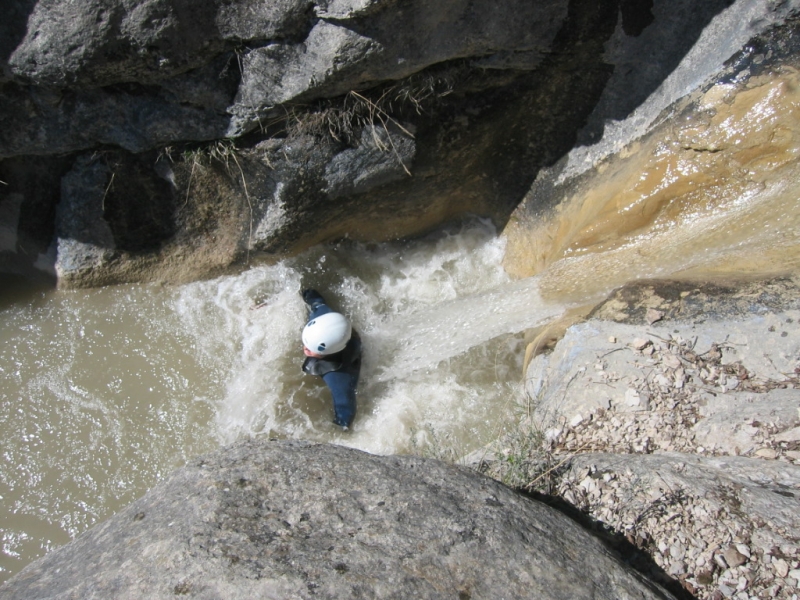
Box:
302, 312, 351, 356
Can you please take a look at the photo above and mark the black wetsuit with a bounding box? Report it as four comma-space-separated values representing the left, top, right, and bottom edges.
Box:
301, 290, 361, 428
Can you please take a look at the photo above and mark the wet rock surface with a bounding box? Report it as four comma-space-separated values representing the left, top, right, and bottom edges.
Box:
0, 439, 677, 600
502, 13, 800, 286
478, 277, 800, 600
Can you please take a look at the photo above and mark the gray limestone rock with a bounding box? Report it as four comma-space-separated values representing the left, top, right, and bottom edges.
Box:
0, 439, 677, 600
7, 0, 288, 87
55, 156, 117, 278
692, 388, 800, 457
6, 0, 800, 287
323, 125, 416, 198
566, 451, 800, 557
527, 294, 800, 444
2, 0, 568, 156
479, 277, 800, 600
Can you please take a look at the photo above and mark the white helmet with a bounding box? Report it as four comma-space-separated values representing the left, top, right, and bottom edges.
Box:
302, 312, 352, 355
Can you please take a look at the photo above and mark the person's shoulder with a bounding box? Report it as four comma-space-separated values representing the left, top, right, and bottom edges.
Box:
348, 330, 361, 349
344, 333, 362, 361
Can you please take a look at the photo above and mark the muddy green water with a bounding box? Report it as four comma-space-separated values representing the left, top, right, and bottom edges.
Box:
3, 70, 800, 580
1, 218, 546, 580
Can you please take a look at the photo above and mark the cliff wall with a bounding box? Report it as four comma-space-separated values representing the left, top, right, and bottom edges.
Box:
2, 0, 798, 286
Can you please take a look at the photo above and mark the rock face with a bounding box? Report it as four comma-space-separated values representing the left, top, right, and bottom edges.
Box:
2, 0, 567, 154
0, 439, 676, 600
477, 277, 800, 599
0, 0, 570, 285
527, 279, 800, 440
3, 0, 800, 286
502, 11, 800, 287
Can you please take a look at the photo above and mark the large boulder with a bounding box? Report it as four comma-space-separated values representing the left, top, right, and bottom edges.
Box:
1, 0, 568, 156
0, 439, 677, 600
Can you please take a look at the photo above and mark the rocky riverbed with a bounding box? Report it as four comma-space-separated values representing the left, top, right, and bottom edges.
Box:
476, 277, 800, 600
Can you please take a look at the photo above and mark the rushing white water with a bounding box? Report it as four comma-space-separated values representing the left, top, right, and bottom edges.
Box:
0, 217, 538, 580
173, 217, 540, 453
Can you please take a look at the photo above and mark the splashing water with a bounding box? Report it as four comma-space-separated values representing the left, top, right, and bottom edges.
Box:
0, 217, 534, 581
172, 217, 535, 453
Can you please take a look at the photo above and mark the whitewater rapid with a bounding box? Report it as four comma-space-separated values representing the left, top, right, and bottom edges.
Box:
0, 218, 541, 579
172, 217, 542, 454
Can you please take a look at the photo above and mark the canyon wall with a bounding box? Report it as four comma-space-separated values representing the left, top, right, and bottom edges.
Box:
2, 3, 800, 598
3, 0, 798, 287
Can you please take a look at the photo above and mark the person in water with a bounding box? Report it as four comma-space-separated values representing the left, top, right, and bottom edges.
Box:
301, 289, 361, 429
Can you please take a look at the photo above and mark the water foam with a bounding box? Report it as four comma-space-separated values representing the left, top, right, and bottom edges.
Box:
172, 217, 529, 453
